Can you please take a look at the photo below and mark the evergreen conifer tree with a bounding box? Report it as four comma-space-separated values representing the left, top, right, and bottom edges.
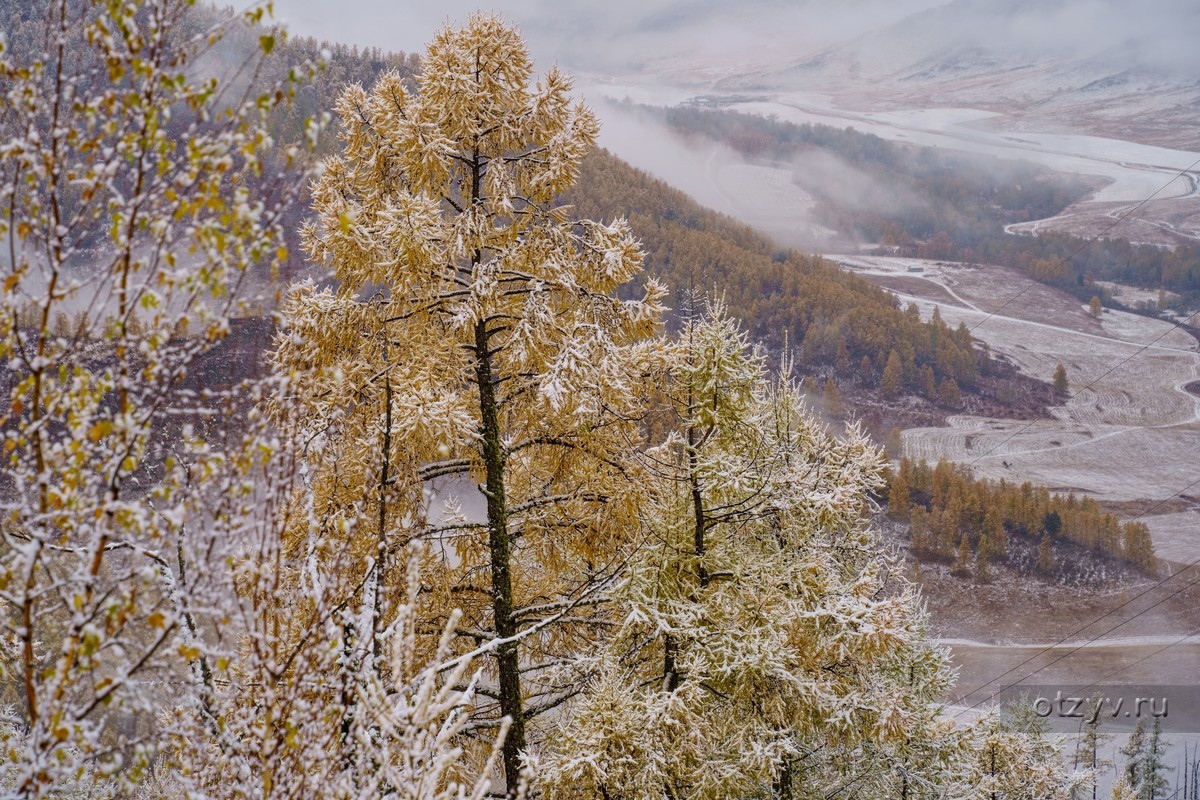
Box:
1053, 362, 1070, 395
1078, 694, 1113, 800
1122, 719, 1148, 790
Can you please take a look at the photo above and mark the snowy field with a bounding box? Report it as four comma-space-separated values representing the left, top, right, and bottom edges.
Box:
1094, 281, 1179, 310
833, 256, 1200, 565
725, 95, 1200, 207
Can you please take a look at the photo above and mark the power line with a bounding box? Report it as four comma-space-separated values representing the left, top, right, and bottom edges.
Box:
1066, 628, 1199, 707
953, 563, 1200, 716
944, 156, 1200, 469
961, 302, 1200, 470
877, 134, 1200, 720
950, 472, 1200, 717
908, 157, 1200, 710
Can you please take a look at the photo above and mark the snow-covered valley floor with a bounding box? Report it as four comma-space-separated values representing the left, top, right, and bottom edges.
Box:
589, 78, 1200, 247
834, 256, 1200, 566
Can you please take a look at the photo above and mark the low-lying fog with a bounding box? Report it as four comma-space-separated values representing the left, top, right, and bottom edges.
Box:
269, 0, 947, 72
266, 1, 1200, 249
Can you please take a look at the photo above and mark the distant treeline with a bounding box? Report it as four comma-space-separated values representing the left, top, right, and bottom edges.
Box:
662, 106, 1200, 305
563, 150, 994, 403
888, 457, 1157, 576
955, 231, 1200, 308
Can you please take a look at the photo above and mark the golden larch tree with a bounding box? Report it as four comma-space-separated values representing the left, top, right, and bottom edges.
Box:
537, 306, 962, 799
273, 14, 665, 793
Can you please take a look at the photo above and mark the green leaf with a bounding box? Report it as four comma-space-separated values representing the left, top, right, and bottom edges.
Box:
259, 35, 274, 55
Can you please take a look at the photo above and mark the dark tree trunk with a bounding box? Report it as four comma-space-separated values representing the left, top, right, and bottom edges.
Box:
476, 317, 526, 795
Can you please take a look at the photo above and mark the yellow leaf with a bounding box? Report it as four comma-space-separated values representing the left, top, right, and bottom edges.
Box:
147, 611, 165, 629
88, 420, 113, 443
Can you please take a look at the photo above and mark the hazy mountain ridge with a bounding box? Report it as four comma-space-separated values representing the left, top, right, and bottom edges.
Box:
266, 0, 1199, 149
723, 0, 1200, 149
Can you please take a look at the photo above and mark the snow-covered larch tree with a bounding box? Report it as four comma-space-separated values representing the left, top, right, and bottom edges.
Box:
171, 473, 507, 800
0, 2, 503, 796
964, 704, 1086, 799
0, 0, 327, 795
536, 303, 961, 799
272, 13, 665, 794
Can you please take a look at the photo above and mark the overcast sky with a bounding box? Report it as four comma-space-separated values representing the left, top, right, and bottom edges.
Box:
266, 0, 1200, 197
268, 0, 952, 72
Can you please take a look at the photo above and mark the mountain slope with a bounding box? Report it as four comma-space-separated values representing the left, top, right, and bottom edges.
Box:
726, 0, 1200, 149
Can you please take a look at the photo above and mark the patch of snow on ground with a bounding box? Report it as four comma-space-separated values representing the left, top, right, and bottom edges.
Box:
835, 256, 1200, 563
1142, 510, 1200, 567
1094, 280, 1177, 309
1093, 306, 1196, 348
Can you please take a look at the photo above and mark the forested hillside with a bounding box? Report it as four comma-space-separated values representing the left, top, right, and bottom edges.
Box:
563, 149, 1036, 411
888, 458, 1157, 578
275, 45, 1014, 412
659, 105, 1200, 306
0, 0, 1026, 415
